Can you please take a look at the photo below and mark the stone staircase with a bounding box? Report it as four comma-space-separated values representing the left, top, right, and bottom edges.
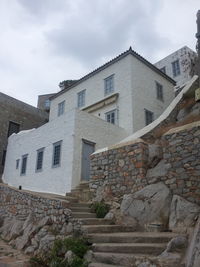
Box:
68, 198, 180, 267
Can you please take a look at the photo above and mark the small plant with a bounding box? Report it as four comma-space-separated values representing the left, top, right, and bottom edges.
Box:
30, 237, 90, 266
91, 202, 110, 218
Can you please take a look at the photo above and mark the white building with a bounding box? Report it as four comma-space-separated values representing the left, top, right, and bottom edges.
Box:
154, 46, 196, 89
3, 47, 175, 195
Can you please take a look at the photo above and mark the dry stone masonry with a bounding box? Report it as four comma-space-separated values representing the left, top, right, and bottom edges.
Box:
0, 184, 71, 224
90, 121, 200, 205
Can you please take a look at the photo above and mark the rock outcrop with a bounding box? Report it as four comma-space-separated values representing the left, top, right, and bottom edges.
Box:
120, 182, 172, 230
169, 195, 200, 232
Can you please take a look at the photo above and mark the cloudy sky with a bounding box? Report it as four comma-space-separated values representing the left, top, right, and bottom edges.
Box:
0, 0, 199, 106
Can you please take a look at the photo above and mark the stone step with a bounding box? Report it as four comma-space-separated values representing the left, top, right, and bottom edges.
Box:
70, 203, 91, 208
92, 252, 155, 266
92, 243, 166, 255
79, 218, 113, 225
64, 196, 78, 203
82, 225, 136, 234
87, 232, 178, 243
70, 207, 91, 212
71, 212, 96, 218
89, 263, 123, 267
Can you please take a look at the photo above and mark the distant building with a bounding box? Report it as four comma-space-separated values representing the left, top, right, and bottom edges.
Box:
154, 46, 197, 89
3, 47, 176, 195
0, 92, 49, 177
37, 93, 55, 112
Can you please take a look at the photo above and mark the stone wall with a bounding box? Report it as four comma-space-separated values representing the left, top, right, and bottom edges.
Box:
90, 140, 149, 199
0, 184, 71, 224
90, 121, 200, 204
162, 122, 200, 204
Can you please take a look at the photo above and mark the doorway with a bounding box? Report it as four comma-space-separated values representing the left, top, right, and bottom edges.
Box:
81, 139, 95, 181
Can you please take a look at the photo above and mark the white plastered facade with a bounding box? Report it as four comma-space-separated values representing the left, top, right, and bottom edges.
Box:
3, 109, 127, 195
50, 53, 175, 134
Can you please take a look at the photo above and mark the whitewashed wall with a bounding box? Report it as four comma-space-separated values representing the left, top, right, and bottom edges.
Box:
3, 109, 76, 195
3, 108, 128, 195
71, 109, 128, 188
49, 55, 134, 134
131, 56, 175, 132
154, 46, 196, 87
49, 53, 175, 135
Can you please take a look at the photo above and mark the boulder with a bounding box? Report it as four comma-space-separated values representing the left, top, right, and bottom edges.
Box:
120, 182, 172, 229
169, 195, 200, 232
186, 217, 200, 267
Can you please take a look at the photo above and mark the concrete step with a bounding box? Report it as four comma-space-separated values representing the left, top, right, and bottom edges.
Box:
70, 207, 91, 212
92, 242, 166, 255
79, 218, 113, 225
87, 232, 178, 243
64, 196, 78, 203
92, 252, 155, 266
89, 263, 123, 267
83, 225, 136, 234
72, 212, 96, 218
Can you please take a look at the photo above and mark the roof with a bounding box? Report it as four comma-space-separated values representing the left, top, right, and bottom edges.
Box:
51, 47, 176, 100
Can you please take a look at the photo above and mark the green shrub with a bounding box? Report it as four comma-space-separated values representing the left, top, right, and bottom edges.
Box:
30, 237, 90, 267
91, 202, 110, 218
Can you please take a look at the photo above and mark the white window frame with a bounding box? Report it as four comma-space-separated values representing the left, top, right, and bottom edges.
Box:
52, 141, 62, 168
104, 75, 114, 96
172, 60, 180, 77
156, 81, 164, 101
145, 109, 154, 126
58, 101, 65, 116
35, 147, 45, 172
20, 154, 28, 176
105, 109, 118, 125
77, 90, 86, 108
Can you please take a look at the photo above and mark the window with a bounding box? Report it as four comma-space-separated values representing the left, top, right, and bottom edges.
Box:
44, 99, 50, 109
145, 109, 154, 126
7, 121, 20, 137
21, 154, 28, 175
77, 90, 86, 108
104, 75, 114, 95
52, 141, 62, 167
156, 82, 164, 101
160, 67, 166, 74
36, 148, 44, 172
172, 60, 180, 77
58, 101, 65, 116
105, 109, 118, 124
16, 159, 20, 169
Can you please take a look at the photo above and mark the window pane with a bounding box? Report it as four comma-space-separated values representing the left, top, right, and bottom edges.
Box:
36, 149, 44, 171
77, 90, 86, 108
58, 101, 65, 116
52, 141, 62, 167
145, 110, 154, 125
172, 60, 180, 77
21, 155, 28, 175
104, 75, 114, 95
7, 121, 20, 137
106, 109, 117, 125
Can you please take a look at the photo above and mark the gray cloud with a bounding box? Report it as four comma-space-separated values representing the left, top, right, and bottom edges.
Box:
45, 0, 170, 66
0, 0, 198, 106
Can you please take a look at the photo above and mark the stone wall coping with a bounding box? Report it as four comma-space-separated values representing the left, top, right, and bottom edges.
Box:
164, 120, 200, 136
93, 138, 147, 154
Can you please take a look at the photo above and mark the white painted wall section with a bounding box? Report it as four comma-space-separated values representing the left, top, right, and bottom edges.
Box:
3, 109, 76, 195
